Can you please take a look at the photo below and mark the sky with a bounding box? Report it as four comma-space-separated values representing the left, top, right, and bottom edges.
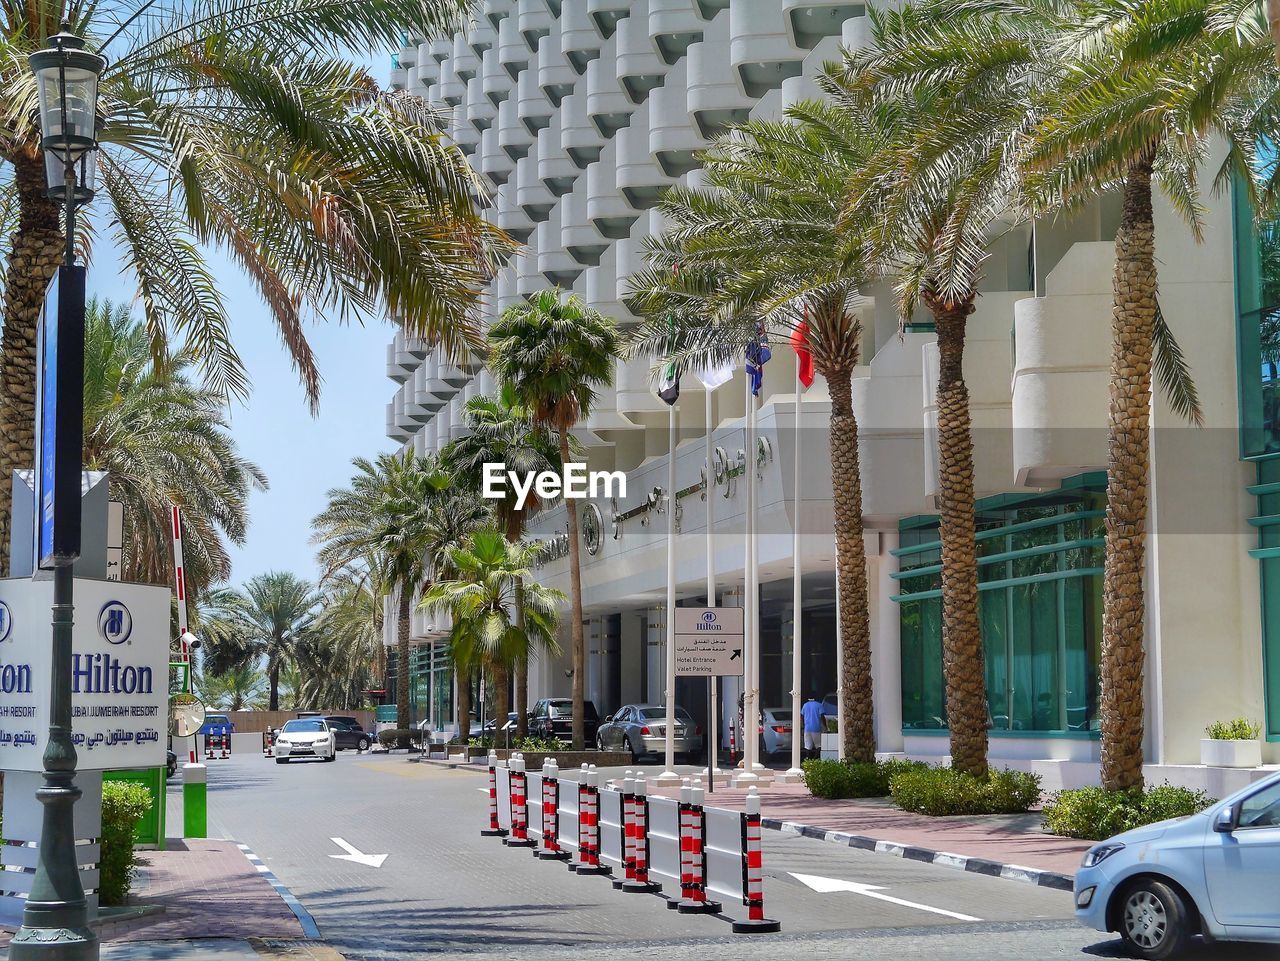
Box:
82, 53, 398, 590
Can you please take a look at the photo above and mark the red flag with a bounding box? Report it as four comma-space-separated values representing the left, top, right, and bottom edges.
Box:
790, 320, 815, 389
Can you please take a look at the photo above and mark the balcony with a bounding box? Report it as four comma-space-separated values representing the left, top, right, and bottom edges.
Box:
483, 0, 511, 28
537, 27, 577, 105
586, 140, 639, 238
388, 68, 407, 91
616, 2, 667, 102
515, 245, 545, 296
479, 127, 515, 186
782, 0, 864, 49
498, 15, 530, 79
386, 342, 412, 383
517, 0, 552, 51
497, 98, 533, 160
538, 213, 583, 287
562, 1, 602, 74
398, 43, 417, 68
729, 0, 804, 97
453, 35, 481, 81
649, 0, 705, 64
438, 58, 465, 105
515, 154, 555, 221
466, 77, 498, 130
584, 245, 633, 320
481, 46, 512, 105
1011, 242, 1113, 487
648, 59, 702, 175
780, 35, 843, 108
588, 0, 631, 38
516, 68, 553, 133
468, 19, 497, 57
493, 181, 536, 238
387, 401, 411, 442
686, 15, 754, 136
559, 186, 607, 264
616, 353, 668, 419
560, 91, 604, 168
616, 102, 675, 209
585, 35, 633, 136
537, 122, 578, 195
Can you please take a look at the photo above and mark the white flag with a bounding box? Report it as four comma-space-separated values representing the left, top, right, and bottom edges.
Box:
694, 362, 734, 391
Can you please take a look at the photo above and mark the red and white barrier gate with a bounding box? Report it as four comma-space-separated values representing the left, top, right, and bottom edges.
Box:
482, 751, 507, 838
619, 773, 660, 894
673, 779, 720, 914
537, 759, 570, 861
503, 754, 535, 848
733, 788, 780, 933
574, 764, 608, 875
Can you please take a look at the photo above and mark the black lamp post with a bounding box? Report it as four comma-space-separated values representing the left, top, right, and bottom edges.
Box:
10, 24, 104, 961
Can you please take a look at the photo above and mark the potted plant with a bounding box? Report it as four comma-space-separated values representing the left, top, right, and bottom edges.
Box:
1200, 717, 1263, 768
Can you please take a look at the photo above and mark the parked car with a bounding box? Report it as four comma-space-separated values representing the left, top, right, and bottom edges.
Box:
273, 718, 337, 763
197, 713, 233, 737
166, 749, 178, 779
323, 716, 371, 752
761, 708, 793, 757
1075, 768, 1280, 958
595, 704, 703, 762
484, 712, 520, 739
529, 698, 599, 742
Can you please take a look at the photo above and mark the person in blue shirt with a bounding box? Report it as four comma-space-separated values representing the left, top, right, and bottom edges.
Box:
800, 695, 824, 760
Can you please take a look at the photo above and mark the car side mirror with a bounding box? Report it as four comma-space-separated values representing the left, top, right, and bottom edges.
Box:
1214, 807, 1238, 834
603, 715, 614, 723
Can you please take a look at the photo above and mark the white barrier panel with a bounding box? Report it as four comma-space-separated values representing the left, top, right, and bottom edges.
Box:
526, 772, 545, 843
646, 795, 681, 886
557, 771, 581, 858
704, 805, 745, 906
496, 763, 512, 830
598, 786, 624, 874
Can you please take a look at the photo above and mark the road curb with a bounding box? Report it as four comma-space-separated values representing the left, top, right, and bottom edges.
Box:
759, 818, 1076, 892
236, 841, 323, 938
408, 755, 485, 771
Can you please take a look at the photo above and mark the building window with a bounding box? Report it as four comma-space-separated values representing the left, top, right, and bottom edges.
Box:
1233, 171, 1280, 458
894, 473, 1105, 737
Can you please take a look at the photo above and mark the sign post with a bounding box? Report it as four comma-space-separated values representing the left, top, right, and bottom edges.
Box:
674, 608, 744, 792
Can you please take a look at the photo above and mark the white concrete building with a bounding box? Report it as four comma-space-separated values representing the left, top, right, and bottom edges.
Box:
384, 0, 1280, 794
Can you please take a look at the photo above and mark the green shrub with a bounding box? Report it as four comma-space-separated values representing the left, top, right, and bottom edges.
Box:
1205, 717, 1261, 740
889, 766, 1042, 816
801, 758, 930, 799
517, 735, 566, 752
1042, 784, 1215, 840
377, 728, 413, 748
100, 781, 152, 906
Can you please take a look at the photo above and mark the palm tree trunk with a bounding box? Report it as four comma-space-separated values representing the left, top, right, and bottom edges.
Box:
493, 660, 510, 742
0, 153, 64, 576
457, 667, 473, 744
561, 431, 587, 750
268, 655, 281, 712
826, 368, 875, 762
397, 588, 412, 748
1270, 0, 1280, 70
932, 296, 988, 779
1101, 154, 1158, 793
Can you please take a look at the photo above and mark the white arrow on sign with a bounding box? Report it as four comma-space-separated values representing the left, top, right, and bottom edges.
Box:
789, 873, 981, 921
329, 837, 387, 868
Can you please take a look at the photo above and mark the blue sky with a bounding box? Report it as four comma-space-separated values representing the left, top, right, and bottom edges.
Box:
82, 52, 398, 590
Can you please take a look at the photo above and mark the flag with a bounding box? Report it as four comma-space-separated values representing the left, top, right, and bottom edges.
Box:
791, 320, 815, 389
745, 323, 771, 396
657, 313, 681, 406
695, 361, 734, 391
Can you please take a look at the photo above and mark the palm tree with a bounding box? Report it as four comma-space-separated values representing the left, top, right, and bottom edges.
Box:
1023, 0, 1276, 789
196, 663, 269, 712
230, 572, 318, 711
298, 562, 386, 711
82, 298, 267, 594
487, 291, 620, 750
625, 110, 878, 762
421, 529, 565, 744
0, 0, 513, 572
441, 393, 564, 736
312, 452, 451, 743
1270, 0, 1280, 68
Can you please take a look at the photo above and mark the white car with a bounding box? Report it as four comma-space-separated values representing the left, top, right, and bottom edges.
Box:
761, 708, 793, 757
274, 718, 337, 763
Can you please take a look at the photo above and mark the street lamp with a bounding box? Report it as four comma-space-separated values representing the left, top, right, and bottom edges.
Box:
11, 23, 104, 961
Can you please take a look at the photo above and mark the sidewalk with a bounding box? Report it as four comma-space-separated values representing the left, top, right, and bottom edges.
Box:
1, 839, 318, 958
648, 781, 1090, 882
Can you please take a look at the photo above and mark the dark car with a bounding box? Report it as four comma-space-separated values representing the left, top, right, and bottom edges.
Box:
166, 749, 178, 778
529, 698, 599, 742
323, 716, 372, 752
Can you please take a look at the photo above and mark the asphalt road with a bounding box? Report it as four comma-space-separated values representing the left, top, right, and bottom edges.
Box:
195, 751, 1267, 961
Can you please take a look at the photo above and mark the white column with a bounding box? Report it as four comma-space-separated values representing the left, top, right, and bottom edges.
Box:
705, 386, 719, 789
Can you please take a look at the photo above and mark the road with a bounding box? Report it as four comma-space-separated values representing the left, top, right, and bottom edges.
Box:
195, 751, 1265, 961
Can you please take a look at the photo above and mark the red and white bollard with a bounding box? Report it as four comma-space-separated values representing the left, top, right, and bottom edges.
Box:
673, 778, 721, 914
574, 764, 608, 876
481, 751, 507, 837
262, 731, 274, 758
621, 771, 660, 894
220, 730, 230, 759
732, 786, 780, 933
537, 758, 570, 861
504, 753, 536, 848
611, 770, 636, 890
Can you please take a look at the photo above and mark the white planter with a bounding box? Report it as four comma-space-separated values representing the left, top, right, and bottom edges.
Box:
1200, 738, 1263, 769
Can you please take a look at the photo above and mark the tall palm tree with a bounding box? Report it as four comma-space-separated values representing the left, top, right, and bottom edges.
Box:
626, 109, 878, 762
488, 291, 620, 750
82, 298, 267, 594
300, 562, 386, 710
0, 0, 513, 571
226, 571, 319, 710
196, 663, 269, 712
442, 393, 564, 736
1024, 0, 1277, 789
421, 529, 565, 744
312, 452, 451, 743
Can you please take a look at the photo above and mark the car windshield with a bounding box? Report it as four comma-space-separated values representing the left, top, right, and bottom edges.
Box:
207, 716, 229, 725
638, 708, 693, 722
282, 720, 325, 733
547, 701, 599, 719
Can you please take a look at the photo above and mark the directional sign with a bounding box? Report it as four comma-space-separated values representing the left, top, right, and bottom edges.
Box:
789, 873, 982, 921
329, 837, 387, 868
673, 607, 744, 677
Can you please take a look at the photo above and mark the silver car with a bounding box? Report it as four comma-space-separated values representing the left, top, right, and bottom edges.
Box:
596, 704, 703, 762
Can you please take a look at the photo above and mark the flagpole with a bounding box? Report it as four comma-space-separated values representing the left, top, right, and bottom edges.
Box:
705, 385, 718, 792
788, 357, 804, 779
748, 383, 762, 775
738, 371, 759, 784
660, 399, 680, 784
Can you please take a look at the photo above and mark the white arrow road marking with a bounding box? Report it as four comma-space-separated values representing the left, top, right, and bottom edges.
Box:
329, 837, 388, 868
789, 873, 982, 921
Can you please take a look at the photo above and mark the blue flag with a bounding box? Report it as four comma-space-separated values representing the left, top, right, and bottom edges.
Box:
745, 324, 771, 397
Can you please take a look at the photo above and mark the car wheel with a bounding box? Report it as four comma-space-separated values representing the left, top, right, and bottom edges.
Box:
324, 751, 336, 762
275, 758, 288, 764
595, 735, 605, 751
357, 737, 370, 752
1118, 880, 1192, 960
628, 737, 643, 764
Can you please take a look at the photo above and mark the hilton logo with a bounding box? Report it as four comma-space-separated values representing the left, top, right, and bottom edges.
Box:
0, 600, 11, 643
696, 611, 722, 631
98, 601, 133, 645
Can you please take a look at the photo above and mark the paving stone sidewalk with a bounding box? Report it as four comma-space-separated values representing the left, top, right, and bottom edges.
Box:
647, 781, 1091, 878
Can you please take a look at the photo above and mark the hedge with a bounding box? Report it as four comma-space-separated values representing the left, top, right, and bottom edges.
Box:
100, 781, 152, 906
889, 766, 1042, 816
1041, 784, 1215, 841
801, 758, 928, 799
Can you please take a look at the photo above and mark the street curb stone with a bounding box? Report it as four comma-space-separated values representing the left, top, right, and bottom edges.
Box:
760, 817, 1075, 892
236, 842, 323, 938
